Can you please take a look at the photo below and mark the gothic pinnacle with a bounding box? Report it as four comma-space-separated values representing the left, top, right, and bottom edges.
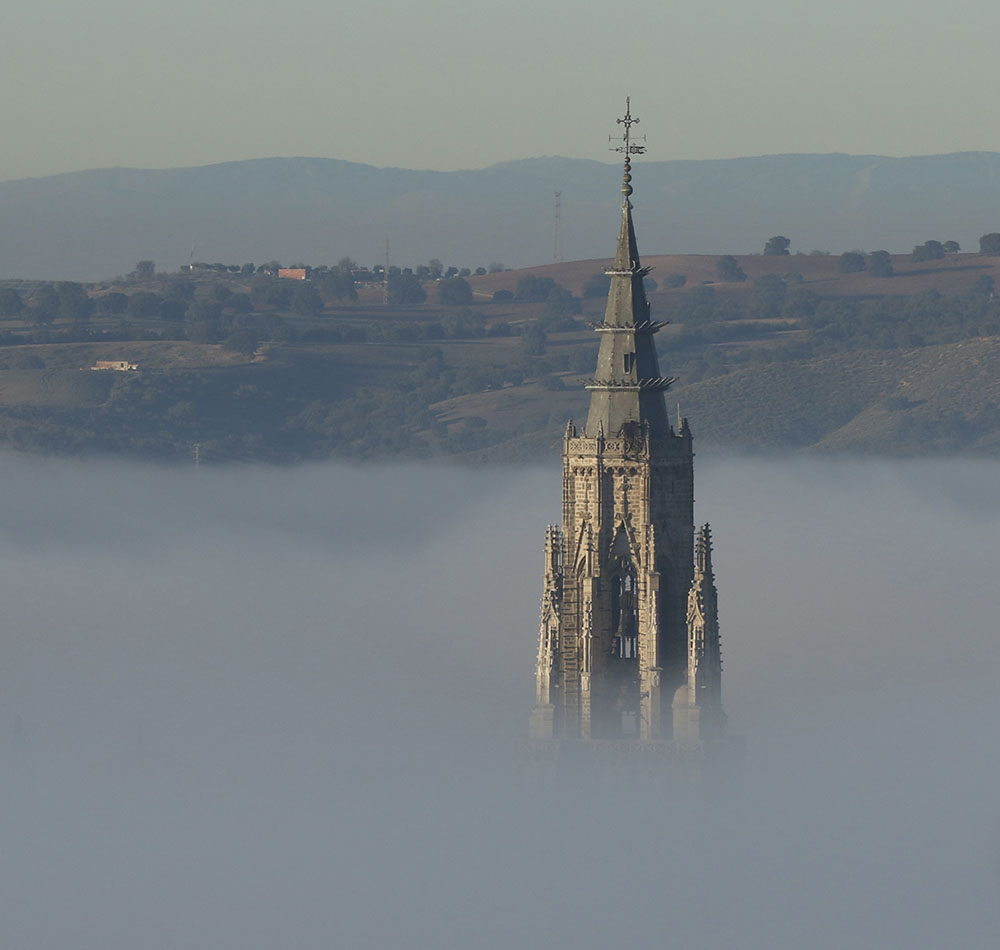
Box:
696, 524, 714, 578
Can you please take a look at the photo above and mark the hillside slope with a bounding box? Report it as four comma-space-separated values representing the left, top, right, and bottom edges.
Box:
2, 252, 1000, 462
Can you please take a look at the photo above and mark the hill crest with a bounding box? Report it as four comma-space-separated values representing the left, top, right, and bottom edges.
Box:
5, 152, 1000, 280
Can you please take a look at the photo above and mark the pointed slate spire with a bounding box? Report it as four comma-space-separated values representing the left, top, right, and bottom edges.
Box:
612, 155, 642, 276
584, 99, 675, 438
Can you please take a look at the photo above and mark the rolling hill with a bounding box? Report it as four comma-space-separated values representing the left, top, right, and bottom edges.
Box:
5, 152, 1000, 280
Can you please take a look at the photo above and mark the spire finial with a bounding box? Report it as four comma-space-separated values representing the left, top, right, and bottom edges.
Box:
609, 97, 646, 199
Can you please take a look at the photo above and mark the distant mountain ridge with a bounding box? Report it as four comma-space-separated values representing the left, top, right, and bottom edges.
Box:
4, 152, 1000, 280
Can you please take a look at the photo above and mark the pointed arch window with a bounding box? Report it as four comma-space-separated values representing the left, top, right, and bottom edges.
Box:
610, 555, 638, 659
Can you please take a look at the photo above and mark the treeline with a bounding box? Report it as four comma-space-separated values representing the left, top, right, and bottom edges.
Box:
658, 272, 1000, 383
179, 257, 505, 281
0, 264, 596, 358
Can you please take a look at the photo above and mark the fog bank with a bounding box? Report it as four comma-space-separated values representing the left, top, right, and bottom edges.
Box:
0, 453, 997, 948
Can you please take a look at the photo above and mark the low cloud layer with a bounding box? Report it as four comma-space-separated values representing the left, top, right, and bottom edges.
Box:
0, 453, 997, 948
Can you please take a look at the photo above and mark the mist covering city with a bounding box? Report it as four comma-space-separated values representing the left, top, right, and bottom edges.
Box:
0, 452, 996, 948
5, 2, 1000, 946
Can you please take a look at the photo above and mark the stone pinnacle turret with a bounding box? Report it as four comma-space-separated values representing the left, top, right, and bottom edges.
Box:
673, 524, 726, 742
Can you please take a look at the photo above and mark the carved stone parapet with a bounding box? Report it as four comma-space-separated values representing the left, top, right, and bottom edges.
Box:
566, 436, 601, 456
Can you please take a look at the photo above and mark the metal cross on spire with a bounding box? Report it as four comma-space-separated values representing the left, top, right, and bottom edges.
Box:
609, 97, 646, 158
610, 97, 646, 200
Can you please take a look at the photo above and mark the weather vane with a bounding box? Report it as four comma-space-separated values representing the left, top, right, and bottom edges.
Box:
609, 97, 647, 157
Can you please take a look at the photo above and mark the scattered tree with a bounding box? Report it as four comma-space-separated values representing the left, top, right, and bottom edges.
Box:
127, 291, 162, 318
715, 256, 747, 282
166, 280, 195, 301
942, 240, 960, 254
972, 275, 995, 296
187, 300, 222, 324
160, 298, 189, 322
0, 288, 24, 317
187, 300, 221, 343
515, 275, 558, 302
319, 266, 357, 303
838, 251, 867, 274
521, 323, 547, 357
291, 284, 324, 316
763, 235, 791, 256
133, 260, 155, 281
867, 250, 894, 277
979, 233, 1000, 255
387, 273, 426, 306
31, 287, 60, 326
663, 274, 687, 289
440, 309, 486, 338
542, 286, 582, 322
749, 274, 787, 319
210, 284, 233, 304
229, 293, 253, 314
56, 282, 93, 322
98, 292, 128, 315
911, 240, 945, 262
438, 277, 474, 306
223, 329, 258, 354
255, 281, 293, 310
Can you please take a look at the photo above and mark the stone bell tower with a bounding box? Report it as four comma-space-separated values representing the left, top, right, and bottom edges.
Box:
530, 100, 725, 749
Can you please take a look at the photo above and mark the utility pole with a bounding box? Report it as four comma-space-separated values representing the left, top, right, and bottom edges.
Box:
383, 238, 390, 306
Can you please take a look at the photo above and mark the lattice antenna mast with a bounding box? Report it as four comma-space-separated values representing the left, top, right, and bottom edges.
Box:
609, 96, 646, 200
553, 191, 562, 263
383, 237, 390, 306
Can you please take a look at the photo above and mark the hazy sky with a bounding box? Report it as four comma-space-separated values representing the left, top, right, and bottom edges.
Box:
5, 0, 1000, 182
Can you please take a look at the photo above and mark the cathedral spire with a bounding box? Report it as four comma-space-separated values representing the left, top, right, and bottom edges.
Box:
527, 106, 728, 765
583, 99, 674, 437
